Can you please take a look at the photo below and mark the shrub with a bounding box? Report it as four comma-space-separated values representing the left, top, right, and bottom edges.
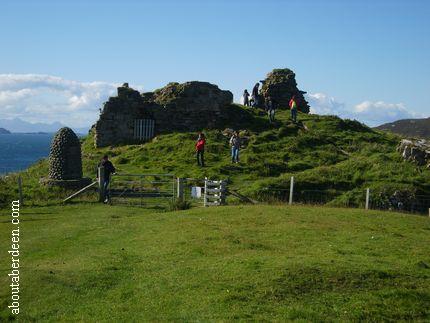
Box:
168, 199, 192, 211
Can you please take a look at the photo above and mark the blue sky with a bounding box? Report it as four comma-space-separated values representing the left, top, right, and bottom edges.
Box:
0, 0, 429, 129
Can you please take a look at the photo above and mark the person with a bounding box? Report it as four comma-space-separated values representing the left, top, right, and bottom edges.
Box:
243, 89, 250, 106
229, 131, 241, 163
289, 95, 298, 122
265, 96, 276, 123
195, 132, 206, 167
97, 155, 116, 203
251, 83, 260, 107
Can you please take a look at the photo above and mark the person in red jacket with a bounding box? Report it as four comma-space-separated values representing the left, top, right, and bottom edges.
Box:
195, 132, 206, 167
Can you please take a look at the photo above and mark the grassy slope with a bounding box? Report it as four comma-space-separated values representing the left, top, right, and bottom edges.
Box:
0, 204, 429, 321
1, 105, 429, 207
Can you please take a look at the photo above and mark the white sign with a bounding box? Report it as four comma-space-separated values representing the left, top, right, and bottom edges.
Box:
191, 186, 203, 198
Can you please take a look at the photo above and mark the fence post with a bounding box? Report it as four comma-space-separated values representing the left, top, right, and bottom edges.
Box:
98, 166, 105, 202
220, 180, 227, 205
204, 177, 208, 207
289, 176, 294, 205
17, 176, 23, 206
177, 178, 184, 201
365, 188, 370, 210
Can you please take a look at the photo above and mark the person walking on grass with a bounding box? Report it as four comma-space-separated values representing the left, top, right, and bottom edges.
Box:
243, 89, 250, 106
265, 96, 276, 123
289, 95, 298, 123
195, 132, 206, 167
230, 131, 241, 163
98, 155, 116, 203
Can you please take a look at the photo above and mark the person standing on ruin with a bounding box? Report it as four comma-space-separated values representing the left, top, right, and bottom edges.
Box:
243, 89, 250, 106
289, 95, 298, 123
195, 132, 206, 167
230, 131, 241, 163
97, 155, 116, 203
265, 96, 276, 123
251, 83, 260, 107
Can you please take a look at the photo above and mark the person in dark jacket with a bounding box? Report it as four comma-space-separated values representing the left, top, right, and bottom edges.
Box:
229, 131, 241, 163
265, 96, 276, 123
243, 89, 250, 106
98, 155, 116, 203
195, 132, 206, 167
251, 83, 260, 107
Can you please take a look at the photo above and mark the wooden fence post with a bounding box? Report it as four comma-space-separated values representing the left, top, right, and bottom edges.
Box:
18, 176, 23, 206
204, 177, 208, 207
365, 188, 370, 210
177, 178, 184, 201
98, 166, 105, 202
289, 176, 294, 205
220, 180, 227, 205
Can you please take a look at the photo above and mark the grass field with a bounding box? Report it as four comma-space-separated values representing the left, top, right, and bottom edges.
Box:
1, 204, 429, 321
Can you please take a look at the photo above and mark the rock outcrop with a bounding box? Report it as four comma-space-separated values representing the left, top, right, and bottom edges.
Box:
94, 82, 233, 147
260, 68, 310, 113
398, 139, 430, 167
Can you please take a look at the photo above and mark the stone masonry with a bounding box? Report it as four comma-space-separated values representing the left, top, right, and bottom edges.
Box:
49, 127, 83, 180
43, 127, 91, 188
260, 68, 310, 113
94, 82, 233, 147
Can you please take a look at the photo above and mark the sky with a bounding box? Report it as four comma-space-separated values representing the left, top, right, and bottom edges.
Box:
0, 0, 429, 130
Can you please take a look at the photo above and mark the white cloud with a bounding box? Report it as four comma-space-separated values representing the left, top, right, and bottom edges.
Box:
306, 93, 424, 126
0, 75, 424, 129
306, 93, 348, 116
351, 101, 421, 126
0, 74, 143, 128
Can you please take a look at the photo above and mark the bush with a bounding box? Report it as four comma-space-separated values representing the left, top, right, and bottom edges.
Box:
168, 199, 192, 211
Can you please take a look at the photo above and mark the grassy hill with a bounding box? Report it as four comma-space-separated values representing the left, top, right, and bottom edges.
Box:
1, 105, 429, 208
1, 204, 429, 321
375, 117, 430, 139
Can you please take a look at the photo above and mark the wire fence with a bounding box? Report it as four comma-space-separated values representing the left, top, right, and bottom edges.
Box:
251, 186, 430, 215
253, 188, 357, 207
369, 194, 430, 214
10, 171, 429, 215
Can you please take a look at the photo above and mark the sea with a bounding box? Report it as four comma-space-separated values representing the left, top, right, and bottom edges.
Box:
0, 133, 54, 175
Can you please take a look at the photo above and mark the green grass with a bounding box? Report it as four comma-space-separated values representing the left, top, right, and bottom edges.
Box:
1, 204, 429, 321
1, 105, 429, 208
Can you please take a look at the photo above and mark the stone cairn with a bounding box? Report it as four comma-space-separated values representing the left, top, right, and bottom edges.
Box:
42, 127, 91, 188
260, 68, 310, 113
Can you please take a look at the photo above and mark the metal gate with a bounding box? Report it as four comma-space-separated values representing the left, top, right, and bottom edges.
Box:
134, 119, 155, 141
109, 173, 175, 208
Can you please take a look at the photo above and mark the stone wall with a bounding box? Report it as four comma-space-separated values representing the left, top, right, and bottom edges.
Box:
149, 81, 232, 133
260, 68, 310, 113
94, 82, 233, 147
94, 85, 146, 147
